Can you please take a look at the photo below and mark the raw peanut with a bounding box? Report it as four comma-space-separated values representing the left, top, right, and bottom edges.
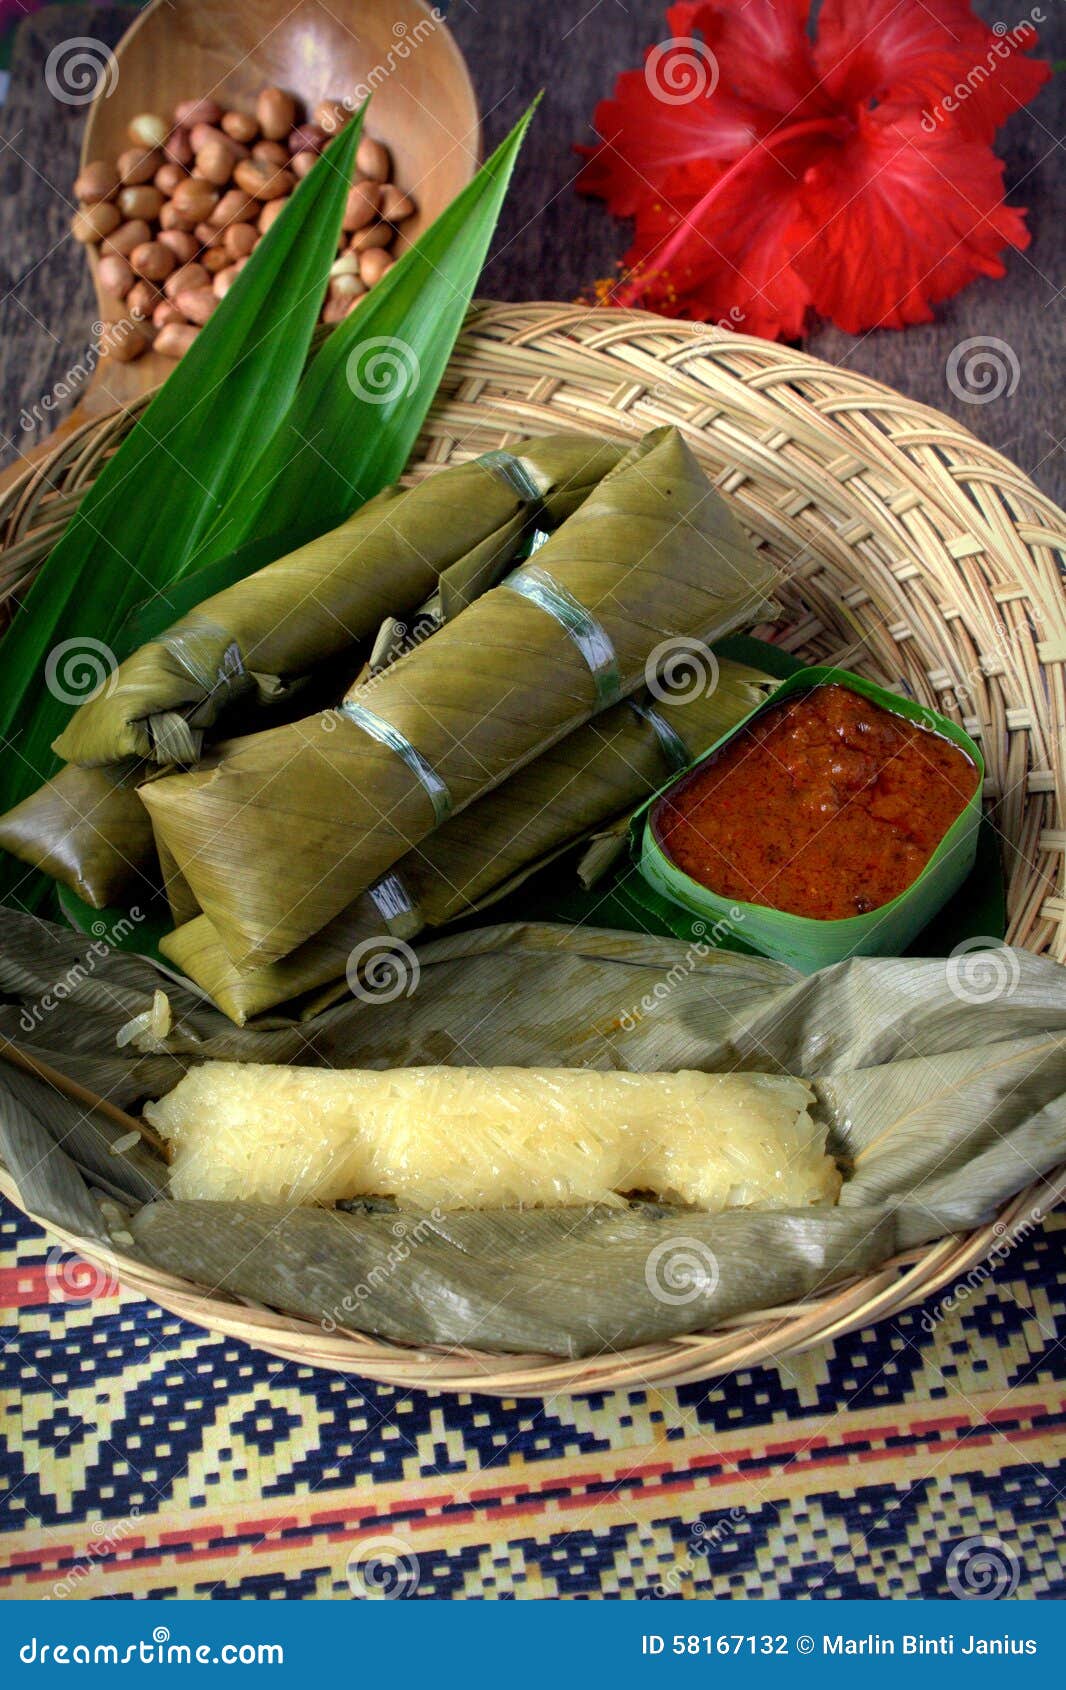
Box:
172, 177, 219, 221
223, 221, 257, 259
257, 86, 296, 140
290, 150, 317, 181
158, 228, 198, 264
153, 299, 185, 328
252, 139, 289, 167
190, 121, 247, 158
164, 262, 210, 300
195, 141, 235, 186
117, 146, 160, 186
257, 196, 289, 235
356, 136, 390, 184
126, 279, 161, 319
154, 161, 185, 195
342, 181, 381, 232
288, 123, 326, 154
234, 157, 293, 200
194, 220, 217, 245
74, 160, 118, 202
321, 294, 362, 323
349, 222, 393, 252
130, 240, 177, 282
176, 286, 218, 325
379, 184, 416, 223
330, 253, 362, 278
72, 202, 121, 243
330, 272, 365, 301
97, 254, 134, 298
209, 188, 259, 228
212, 267, 241, 300
155, 322, 200, 358
314, 99, 349, 135
222, 111, 258, 144
103, 218, 151, 258
202, 246, 230, 274
359, 247, 394, 287
163, 127, 193, 167
174, 98, 222, 128
102, 320, 150, 362
160, 201, 197, 232
128, 113, 168, 150
118, 184, 163, 220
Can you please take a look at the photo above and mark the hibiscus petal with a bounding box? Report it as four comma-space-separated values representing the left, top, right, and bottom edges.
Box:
814, 0, 1051, 143
618, 143, 814, 340
668, 0, 825, 116
792, 105, 1031, 333
576, 63, 767, 219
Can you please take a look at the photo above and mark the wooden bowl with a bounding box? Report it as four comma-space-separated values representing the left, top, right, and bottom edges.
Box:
1, 303, 1064, 1396
79, 0, 479, 410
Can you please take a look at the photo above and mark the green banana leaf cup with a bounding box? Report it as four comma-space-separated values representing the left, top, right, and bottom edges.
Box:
637, 666, 985, 974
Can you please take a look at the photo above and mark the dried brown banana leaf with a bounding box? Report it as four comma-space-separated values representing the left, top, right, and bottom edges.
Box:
1, 908, 1064, 1356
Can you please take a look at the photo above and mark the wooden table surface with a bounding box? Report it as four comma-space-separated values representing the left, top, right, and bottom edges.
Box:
1, 1, 1062, 505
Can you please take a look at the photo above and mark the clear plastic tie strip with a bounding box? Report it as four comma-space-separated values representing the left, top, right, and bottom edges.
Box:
335, 700, 453, 824
628, 699, 691, 772
478, 449, 546, 506
502, 564, 622, 709
368, 869, 422, 936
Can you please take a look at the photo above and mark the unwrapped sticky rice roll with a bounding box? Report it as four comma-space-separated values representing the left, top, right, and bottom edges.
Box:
146, 1063, 841, 1213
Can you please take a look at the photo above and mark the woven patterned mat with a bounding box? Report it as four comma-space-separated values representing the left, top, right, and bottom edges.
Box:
2, 1194, 1063, 1600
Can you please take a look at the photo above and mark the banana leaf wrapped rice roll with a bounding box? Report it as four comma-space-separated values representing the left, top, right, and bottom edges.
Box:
142, 427, 778, 968
0, 435, 621, 908
0, 761, 157, 910
160, 658, 776, 1022
51, 433, 624, 769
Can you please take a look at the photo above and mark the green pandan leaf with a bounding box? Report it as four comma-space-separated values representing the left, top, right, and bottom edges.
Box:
197, 102, 538, 567
0, 110, 365, 844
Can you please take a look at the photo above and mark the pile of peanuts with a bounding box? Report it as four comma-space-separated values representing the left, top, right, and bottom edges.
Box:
72, 88, 417, 362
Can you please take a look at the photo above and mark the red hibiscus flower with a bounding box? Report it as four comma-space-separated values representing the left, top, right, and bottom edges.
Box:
576, 0, 1051, 339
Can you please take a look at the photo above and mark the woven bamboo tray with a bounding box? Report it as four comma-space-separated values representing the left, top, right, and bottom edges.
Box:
1, 302, 1064, 1397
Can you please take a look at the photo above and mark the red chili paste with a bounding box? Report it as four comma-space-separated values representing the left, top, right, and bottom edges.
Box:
655, 684, 977, 921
